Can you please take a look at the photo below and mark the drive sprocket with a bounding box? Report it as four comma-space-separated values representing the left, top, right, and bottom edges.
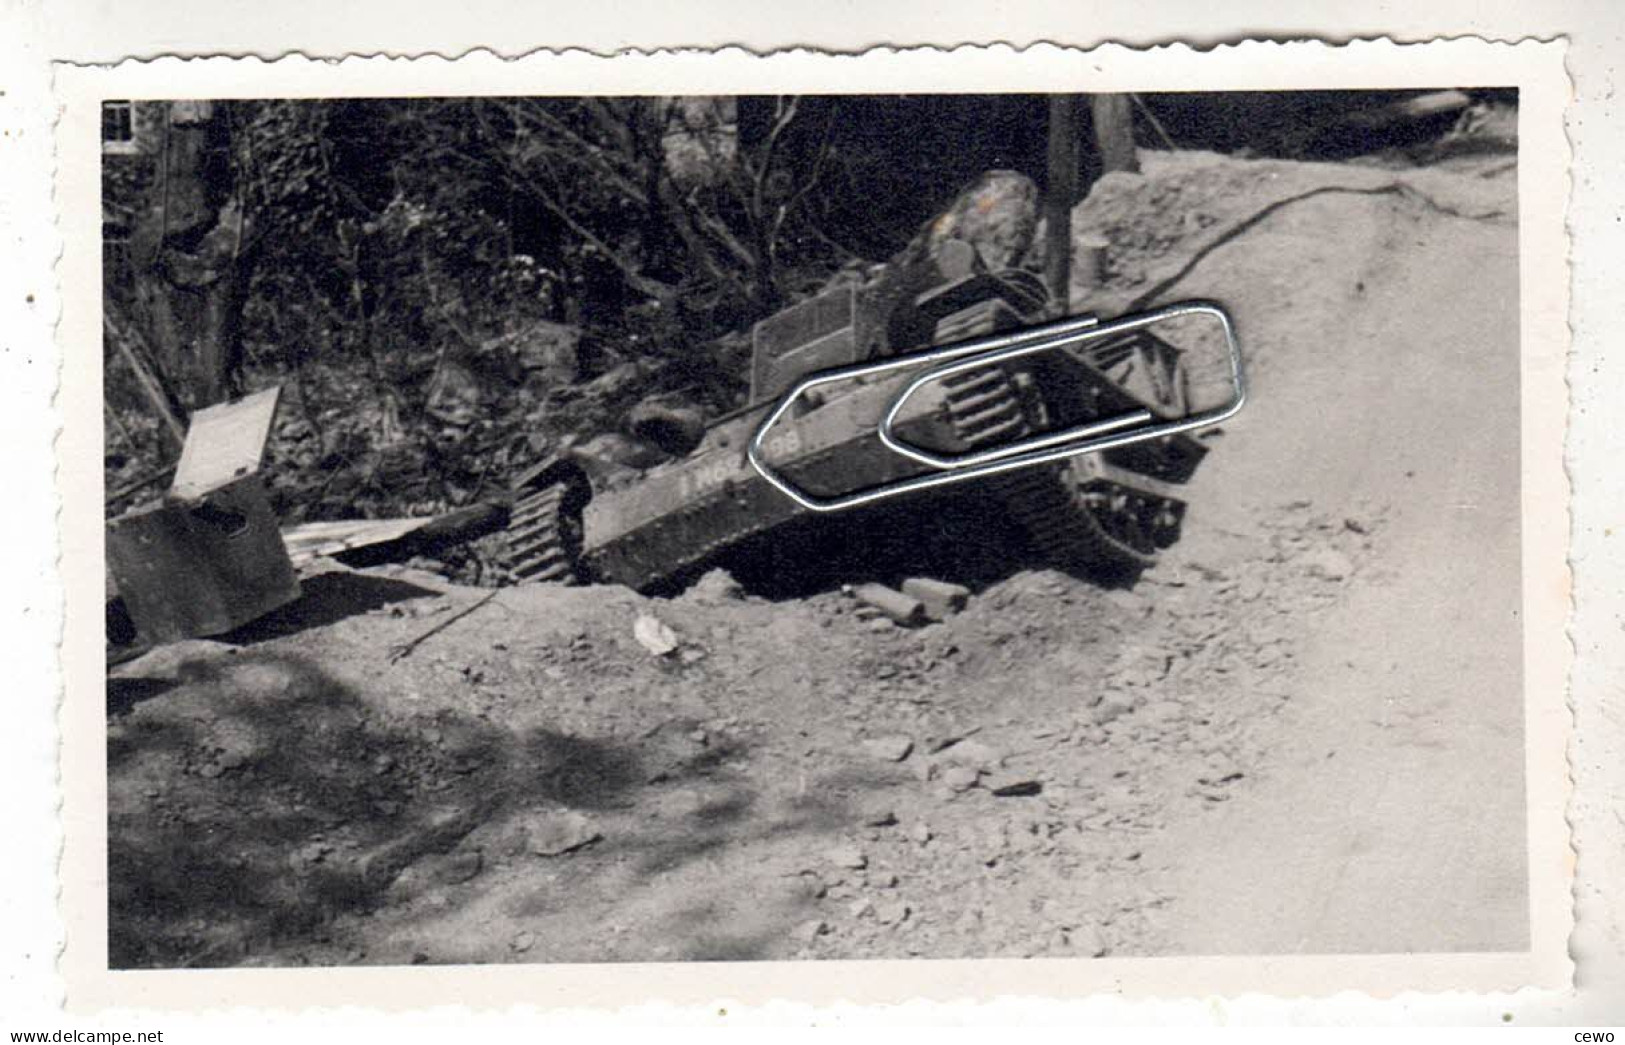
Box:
503, 482, 584, 584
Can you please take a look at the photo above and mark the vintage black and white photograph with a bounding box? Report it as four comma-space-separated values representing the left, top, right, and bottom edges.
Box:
80, 48, 1565, 990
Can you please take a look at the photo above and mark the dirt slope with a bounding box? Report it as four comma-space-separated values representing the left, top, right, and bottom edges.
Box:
1122, 154, 1526, 954
106, 148, 1524, 968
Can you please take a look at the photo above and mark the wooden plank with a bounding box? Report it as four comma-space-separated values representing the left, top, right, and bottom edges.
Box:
280, 503, 509, 568
281, 518, 431, 567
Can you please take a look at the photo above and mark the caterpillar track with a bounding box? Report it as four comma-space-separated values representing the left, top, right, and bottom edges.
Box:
503, 483, 582, 583
934, 304, 1193, 583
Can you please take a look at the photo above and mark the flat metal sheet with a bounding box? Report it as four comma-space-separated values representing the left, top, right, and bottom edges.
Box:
168, 387, 281, 502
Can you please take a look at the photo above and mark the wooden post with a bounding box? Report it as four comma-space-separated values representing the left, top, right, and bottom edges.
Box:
1044, 95, 1079, 316
1091, 93, 1140, 175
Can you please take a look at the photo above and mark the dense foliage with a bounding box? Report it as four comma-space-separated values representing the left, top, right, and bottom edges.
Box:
103, 95, 1076, 528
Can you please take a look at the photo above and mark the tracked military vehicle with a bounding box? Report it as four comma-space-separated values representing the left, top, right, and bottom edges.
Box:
502, 244, 1213, 594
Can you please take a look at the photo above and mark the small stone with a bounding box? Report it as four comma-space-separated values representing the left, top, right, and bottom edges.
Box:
861, 735, 914, 762
437, 848, 483, 885
875, 900, 911, 926
985, 774, 1043, 797
872, 871, 900, 888
909, 822, 933, 845
633, 614, 680, 656
824, 844, 868, 870
865, 617, 894, 633
943, 766, 981, 793
1069, 925, 1109, 957
900, 578, 971, 621
198, 763, 223, 779
1197, 764, 1245, 787
1091, 693, 1137, 725
792, 919, 829, 943
852, 582, 927, 626
1304, 548, 1354, 582
861, 807, 899, 828
848, 898, 875, 919
690, 568, 744, 603
528, 810, 601, 856
926, 731, 976, 754
940, 740, 1000, 770
511, 930, 535, 953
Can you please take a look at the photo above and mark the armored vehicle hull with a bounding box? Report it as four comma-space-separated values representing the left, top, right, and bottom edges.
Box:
504, 265, 1210, 594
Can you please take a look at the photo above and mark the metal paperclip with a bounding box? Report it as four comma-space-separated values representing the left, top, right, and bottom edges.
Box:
747, 301, 1246, 513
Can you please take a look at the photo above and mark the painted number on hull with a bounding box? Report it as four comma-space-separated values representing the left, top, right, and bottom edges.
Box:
679, 428, 803, 501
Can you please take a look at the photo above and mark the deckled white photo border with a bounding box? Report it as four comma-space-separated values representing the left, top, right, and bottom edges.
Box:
52, 38, 1572, 1011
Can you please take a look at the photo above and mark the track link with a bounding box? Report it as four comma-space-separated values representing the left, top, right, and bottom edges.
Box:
504, 483, 583, 584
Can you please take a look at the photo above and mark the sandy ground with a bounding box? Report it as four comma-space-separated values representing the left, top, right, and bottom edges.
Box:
105, 148, 1526, 968
1132, 166, 1526, 955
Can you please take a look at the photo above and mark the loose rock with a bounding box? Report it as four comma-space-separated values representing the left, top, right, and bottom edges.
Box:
824, 844, 868, 870
527, 810, 601, 857
861, 735, 914, 763
1091, 693, 1138, 725
1068, 925, 1109, 957
632, 614, 680, 656
852, 583, 927, 627
689, 569, 744, 604
985, 773, 1043, 797
861, 807, 899, 828
901, 578, 970, 621
940, 740, 1001, 770
875, 900, 911, 926
1304, 548, 1354, 582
